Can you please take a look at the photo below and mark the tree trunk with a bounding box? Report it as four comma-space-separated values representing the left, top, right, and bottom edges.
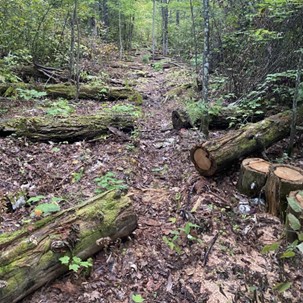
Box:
0, 112, 135, 142
190, 105, 303, 176
237, 158, 270, 197
265, 165, 303, 219
199, 0, 210, 137
161, 0, 168, 56
0, 191, 137, 303
152, 0, 156, 60
0, 83, 142, 103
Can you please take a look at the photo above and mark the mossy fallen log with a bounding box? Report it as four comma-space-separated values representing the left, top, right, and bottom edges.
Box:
190, 105, 303, 176
0, 83, 143, 104
0, 191, 137, 303
0, 112, 135, 142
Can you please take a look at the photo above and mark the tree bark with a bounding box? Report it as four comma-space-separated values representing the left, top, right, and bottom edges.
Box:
172, 109, 265, 130
0, 191, 138, 303
0, 83, 142, 103
265, 165, 303, 219
0, 112, 135, 142
190, 105, 303, 176
237, 158, 270, 197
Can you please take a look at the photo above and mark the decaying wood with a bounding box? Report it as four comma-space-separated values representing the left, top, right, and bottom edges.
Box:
265, 165, 303, 219
285, 190, 303, 242
172, 109, 264, 131
237, 158, 270, 197
0, 83, 142, 103
0, 112, 135, 142
0, 191, 137, 303
190, 105, 303, 176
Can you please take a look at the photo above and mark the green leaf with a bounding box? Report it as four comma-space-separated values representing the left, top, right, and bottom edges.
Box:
131, 294, 145, 303
72, 256, 82, 264
297, 242, 303, 253
280, 250, 295, 259
297, 232, 303, 241
273, 281, 292, 293
261, 242, 280, 254
287, 196, 303, 213
69, 263, 80, 272
287, 213, 301, 231
34, 203, 61, 214
59, 256, 70, 265
27, 195, 45, 204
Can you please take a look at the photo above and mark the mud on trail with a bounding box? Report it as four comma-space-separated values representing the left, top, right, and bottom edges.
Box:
0, 53, 302, 303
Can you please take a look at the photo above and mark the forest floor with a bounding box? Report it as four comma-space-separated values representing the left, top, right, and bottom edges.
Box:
1, 51, 303, 303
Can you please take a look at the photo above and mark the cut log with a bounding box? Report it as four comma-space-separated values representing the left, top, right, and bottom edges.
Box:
237, 158, 270, 197
265, 165, 303, 219
0, 112, 135, 142
0, 191, 138, 303
172, 110, 193, 130
190, 105, 303, 176
172, 109, 265, 131
0, 83, 143, 104
285, 190, 303, 242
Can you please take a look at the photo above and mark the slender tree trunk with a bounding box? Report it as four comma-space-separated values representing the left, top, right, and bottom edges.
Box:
118, 2, 123, 60
102, 0, 109, 40
189, 0, 198, 72
69, 6, 76, 81
75, 0, 80, 101
288, 49, 303, 156
152, 0, 156, 60
162, 0, 169, 56
199, 0, 210, 137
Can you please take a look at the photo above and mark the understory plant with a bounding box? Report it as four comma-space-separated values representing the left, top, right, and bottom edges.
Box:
163, 222, 201, 254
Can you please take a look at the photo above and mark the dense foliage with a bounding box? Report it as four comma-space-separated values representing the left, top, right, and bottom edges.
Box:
0, 0, 302, 99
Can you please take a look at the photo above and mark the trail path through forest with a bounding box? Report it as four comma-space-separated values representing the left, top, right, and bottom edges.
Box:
0, 53, 302, 303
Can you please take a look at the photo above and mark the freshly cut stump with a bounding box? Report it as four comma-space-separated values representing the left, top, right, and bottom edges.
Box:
237, 158, 270, 197
265, 165, 303, 219
285, 190, 303, 242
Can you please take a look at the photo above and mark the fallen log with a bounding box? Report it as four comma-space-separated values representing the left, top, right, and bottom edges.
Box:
0, 191, 138, 303
0, 83, 143, 104
172, 109, 264, 131
190, 105, 303, 176
265, 165, 303, 219
237, 158, 270, 197
0, 112, 135, 142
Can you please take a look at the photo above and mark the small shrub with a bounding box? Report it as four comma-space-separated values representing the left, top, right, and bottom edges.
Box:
94, 172, 128, 193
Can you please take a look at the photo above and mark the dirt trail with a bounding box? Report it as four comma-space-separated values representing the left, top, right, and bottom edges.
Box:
1, 54, 302, 303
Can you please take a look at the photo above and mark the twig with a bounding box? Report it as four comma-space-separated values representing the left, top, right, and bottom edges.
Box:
202, 231, 219, 266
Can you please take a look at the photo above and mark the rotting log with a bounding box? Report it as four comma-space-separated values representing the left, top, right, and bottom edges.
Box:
237, 158, 270, 197
265, 164, 303, 219
285, 190, 303, 242
171, 109, 265, 131
190, 105, 303, 176
0, 191, 137, 303
0, 112, 135, 142
0, 83, 143, 104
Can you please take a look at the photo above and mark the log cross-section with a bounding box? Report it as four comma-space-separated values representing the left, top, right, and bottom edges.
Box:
265, 165, 303, 219
237, 158, 270, 197
190, 105, 303, 176
0, 191, 137, 303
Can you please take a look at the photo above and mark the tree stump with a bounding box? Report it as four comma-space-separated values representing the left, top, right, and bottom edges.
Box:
265, 165, 303, 219
285, 190, 303, 242
172, 110, 193, 130
237, 158, 270, 197
0, 191, 137, 303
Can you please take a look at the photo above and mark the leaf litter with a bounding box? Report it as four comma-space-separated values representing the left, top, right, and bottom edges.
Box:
0, 53, 303, 303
